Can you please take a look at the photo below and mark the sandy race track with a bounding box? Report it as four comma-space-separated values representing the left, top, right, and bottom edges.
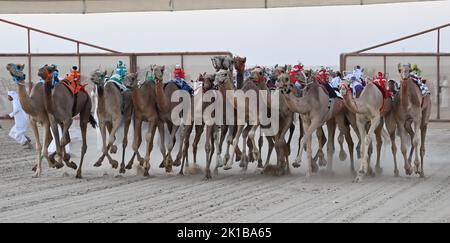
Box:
0, 120, 449, 223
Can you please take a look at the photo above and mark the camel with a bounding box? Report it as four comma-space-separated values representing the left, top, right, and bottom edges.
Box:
394, 64, 431, 177
123, 71, 164, 176
38, 65, 96, 178
90, 70, 133, 174
340, 78, 393, 182
6, 63, 55, 177
281, 72, 351, 178
215, 68, 262, 172
154, 65, 187, 173
174, 72, 217, 175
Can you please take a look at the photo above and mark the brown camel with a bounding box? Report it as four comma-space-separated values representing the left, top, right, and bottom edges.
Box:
6, 63, 55, 177
123, 71, 164, 176
340, 79, 393, 182
38, 65, 97, 178
90, 70, 133, 174
174, 72, 217, 175
395, 63, 431, 177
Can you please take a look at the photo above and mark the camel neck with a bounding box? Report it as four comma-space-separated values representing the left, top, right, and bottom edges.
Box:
43, 78, 54, 114
155, 80, 171, 113
236, 71, 244, 89
16, 82, 36, 116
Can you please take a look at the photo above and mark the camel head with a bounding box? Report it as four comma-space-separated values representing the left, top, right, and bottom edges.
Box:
38, 64, 56, 82
222, 56, 234, 72
6, 63, 26, 83
203, 73, 216, 91
214, 69, 232, 87
211, 56, 223, 71
124, 73, 139, 89
398, 63, 412, 80
248, 66, 266, 84
90, 69, 107, 86
233, 56, 246, 73
276, 73, 292, 94
151, 65, 165, 83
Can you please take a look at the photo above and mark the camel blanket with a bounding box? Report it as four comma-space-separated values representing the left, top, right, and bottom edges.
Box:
104, 79, 128, 92
410, 75, 431, 96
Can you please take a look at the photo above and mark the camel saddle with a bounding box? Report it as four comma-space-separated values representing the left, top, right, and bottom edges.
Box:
409, 75, 431, 96
373, 79, 391, 100
61, 76, 87, 95
104, 79, 128, 92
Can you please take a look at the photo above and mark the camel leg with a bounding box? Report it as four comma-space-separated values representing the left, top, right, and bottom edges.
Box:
294, 118, 321, 179
263, 136, 274, 167
174, 124, 187, 167
164, 124, 179, 173
76, 120, 88, 179
374, 119, 384, 175
223, 125, 235, 167
119, 116, 132, 174
341, 120, 356, 175
296, 115, 304, 159
157, 123, 168, 171
325, 119, 337, 174
398, 120, 412, 176
224, 125, 244, 170
94, 122, 108, 167
192, 125, 204, 165
419, 123, 428, 178
219, 125, 229, 162
30, 121, 43, 177
411, 118, 422, 176
313, 127, 327, 169
180, 125, 193, 175
355, 115, 381, 182
386, 114, 399, 176
127, 118, 143, 169
107, 117, 122, 155
293, 118, 311, 168
248, 125, 260, 167
275, 116, 293, 170
354, 116, 367, 183
240, 125, 251, 172
204, 125, 214, 179
143, 123, 157, 177
243, 125, 253, 162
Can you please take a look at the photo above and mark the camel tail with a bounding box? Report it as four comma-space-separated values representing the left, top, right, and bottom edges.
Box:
89, 114, 97, 129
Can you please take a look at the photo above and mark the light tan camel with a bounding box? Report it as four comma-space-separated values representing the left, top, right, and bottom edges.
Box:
340, 79, 392, 182
38, 65, 97, 178
123, 71, 164, 176
281, 75, 348, 179
396, 63, 431, 177
90, 70, 133, 174
6, 63, 55, 177
214, 68, 261, 172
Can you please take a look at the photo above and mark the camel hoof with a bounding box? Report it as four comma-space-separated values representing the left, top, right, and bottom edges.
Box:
55, 162, 64, 169
93, 161, 102, 167
216, 156, 223, 168
339, 151, 347, 161
165, 165, 173, 173
235, 153, 241, 162
173, 158, 181, 167
318, 157, 327, 167
159, 161, 165, 168
110, 160, 119, 169
405, 166, 413, 176
32, 164, 37, 172
119, 167, 126, 174
66, 161, 78, 170
178, 171, 184, 176
110, 145, 118, 154
32, 171, 41, 178
239, 155, 247, 168
375, 166, 383, 175
63, 153, 71, 162
420, 171, 425, 178
353, 174, 363, 183
223, 165, 232, 170
138, 157, 145, 166
257, 161, 264, 169
75, 172, 82, 179
203, 175, 212, 181
292, 162, 301, 168
311, 162, 319, 173
252, 151, 260, 162
394, 169, 400, 177
367, 167, 375, 177
143, 171, 150, 177
125, 163, 133, 170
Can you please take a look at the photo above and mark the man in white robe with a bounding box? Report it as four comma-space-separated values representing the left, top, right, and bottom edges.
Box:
3, 91, 31, 148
